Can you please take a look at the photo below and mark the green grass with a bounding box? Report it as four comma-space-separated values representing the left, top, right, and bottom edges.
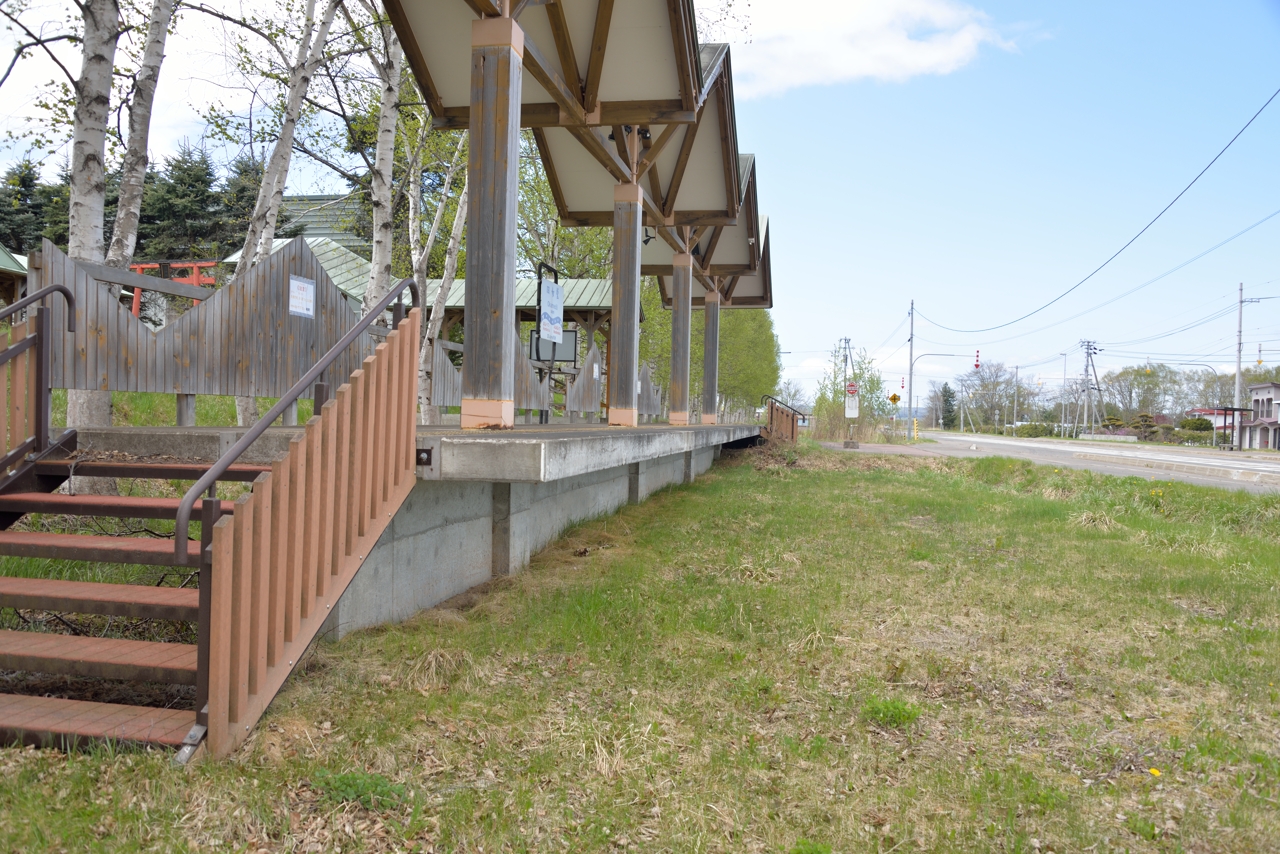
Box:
0, 446, 1278, 851
50, 389, 315, 429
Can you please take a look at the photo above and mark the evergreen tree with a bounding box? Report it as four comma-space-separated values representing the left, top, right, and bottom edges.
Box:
134, 145, 222, 260
0, 161, 46, 254
940, 382, 957, 429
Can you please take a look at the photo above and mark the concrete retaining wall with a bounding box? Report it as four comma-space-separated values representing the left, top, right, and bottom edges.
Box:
321, 448, 716, 639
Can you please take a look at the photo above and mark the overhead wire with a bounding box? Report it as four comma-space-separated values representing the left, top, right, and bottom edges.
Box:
913, 82, 1280, 334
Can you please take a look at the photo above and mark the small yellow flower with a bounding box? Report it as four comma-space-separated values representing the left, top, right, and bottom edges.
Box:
1149, 768, 1161, 777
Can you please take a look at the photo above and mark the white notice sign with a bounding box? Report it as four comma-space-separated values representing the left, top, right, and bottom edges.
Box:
540, 277, 564, 343
289, 275, 316, 318
845, 393, 859, 418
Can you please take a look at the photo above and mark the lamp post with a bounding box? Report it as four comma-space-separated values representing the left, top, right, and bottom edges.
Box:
910, 353, 963, 431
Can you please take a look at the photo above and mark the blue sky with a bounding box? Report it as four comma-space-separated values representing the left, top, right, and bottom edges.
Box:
731, 1, 1280, 398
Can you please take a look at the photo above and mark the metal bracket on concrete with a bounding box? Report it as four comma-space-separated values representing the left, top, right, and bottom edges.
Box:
415, 436, 443, 480
172, 722, 208, 766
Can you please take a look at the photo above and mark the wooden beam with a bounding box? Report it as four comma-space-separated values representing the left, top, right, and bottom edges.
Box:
522, 35, 586, 125
640, 125, 665, 211
383, 0, 444, 116
582, 0, 613, 113
723, 275, 742, 300
634, 121, 680, 178
701, 225, 724, 266
561, 210, 738, 228
531, 128, 569, 217
462, 0, 502, 17
665, 0, 697, 110
432, 100, 695, 130
611, 125, 631, 168
565, 125, 630, 183
77, 261, 212, 301
662, 100, 706, 218
544, 0, 581, 98
716, 77, 740, 218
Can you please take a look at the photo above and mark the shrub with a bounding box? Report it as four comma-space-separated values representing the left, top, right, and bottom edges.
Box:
1180, 416, 1213, 432
312, 769, 405, 810
1014, 422, 1054, 438
861, 694, 922, 728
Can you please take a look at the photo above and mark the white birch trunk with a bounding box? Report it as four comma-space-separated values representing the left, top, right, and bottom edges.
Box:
419, 174, 468, 424
232, 0, 340, 426
104, 0, 175, 269
360, 29, 404, 315
66, 0, 121, 492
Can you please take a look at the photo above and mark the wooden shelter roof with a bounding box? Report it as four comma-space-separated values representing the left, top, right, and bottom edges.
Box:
422, 277, 612, 311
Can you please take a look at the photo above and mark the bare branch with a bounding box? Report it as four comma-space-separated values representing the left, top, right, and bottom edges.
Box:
0, 10, 78, 87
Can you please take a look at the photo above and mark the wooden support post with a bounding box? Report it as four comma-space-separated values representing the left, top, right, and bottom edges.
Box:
281, 399, 298, 427
176, 393, 196, 427
461, 17, 524, 429
668, 253, 693, 425
608, 182, 642, 426
702, 290, 720, 424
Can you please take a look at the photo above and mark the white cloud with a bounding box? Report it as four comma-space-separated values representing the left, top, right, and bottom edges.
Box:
712, 0, 1011, 99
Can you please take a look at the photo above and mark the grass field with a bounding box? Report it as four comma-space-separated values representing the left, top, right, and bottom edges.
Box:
0, 443, 1277, 852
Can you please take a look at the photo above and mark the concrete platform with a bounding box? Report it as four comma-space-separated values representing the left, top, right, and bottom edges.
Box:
74, 422, 760, 639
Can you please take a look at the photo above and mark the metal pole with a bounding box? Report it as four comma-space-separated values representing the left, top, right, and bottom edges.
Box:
1012, 365, 1018, 433
1234, 282, 1244, 449
906, 301, 914, 431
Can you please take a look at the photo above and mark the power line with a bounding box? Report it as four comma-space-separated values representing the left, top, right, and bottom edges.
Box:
915, 82, 1280, 334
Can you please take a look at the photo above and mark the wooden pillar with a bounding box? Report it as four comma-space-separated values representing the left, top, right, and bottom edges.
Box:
669, 254, 693, 425
702, 290, 720, 424
461, 17, 523, 429
608, 183, 642, 426
176, 393, 196, 427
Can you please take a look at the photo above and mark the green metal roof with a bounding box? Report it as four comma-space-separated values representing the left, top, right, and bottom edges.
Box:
0, 244, 26, 277
420, 278, 612, 311
223, 237, 371, 303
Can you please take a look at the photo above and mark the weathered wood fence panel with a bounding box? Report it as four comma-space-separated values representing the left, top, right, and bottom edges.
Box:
430, 340, 463, 408
515, 353, 550, 411
638, 364, 661, 419
39, 238, 377, 398
207, 309, 420, 758
3, 319, 36, 476
565, 346, 603, 416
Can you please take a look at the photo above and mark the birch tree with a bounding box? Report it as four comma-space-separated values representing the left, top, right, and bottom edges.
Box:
65, 0, 123, 445
104, 0, 176, 268
355, 3, 403, 314
419, 173, 467, 424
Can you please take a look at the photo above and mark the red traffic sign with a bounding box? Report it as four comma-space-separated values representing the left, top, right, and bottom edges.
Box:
845, 381, 859, 395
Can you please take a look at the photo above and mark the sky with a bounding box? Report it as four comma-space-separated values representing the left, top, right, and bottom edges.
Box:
2, 1, 1279, 404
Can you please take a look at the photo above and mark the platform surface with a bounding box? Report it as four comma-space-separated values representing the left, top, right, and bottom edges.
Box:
78, 423, 760, 483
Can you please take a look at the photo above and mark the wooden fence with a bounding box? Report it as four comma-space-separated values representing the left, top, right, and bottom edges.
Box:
37, 238, 377, 398
565, 346, 603, 417
2, 319, 36, 476
638, 364, 661, 422
430, 340, 463, 409
205, 309, 421, 758
761, 397, 799, 443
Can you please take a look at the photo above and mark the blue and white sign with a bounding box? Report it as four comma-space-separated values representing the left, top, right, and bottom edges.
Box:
539, 277, 564, 344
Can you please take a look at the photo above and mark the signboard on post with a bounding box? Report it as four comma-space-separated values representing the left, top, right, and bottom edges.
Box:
288, 275, 315, 318
845, 381, 859, 418
539, 277, 564, 344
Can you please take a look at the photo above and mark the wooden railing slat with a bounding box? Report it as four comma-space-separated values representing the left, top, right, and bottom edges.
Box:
316, 403, 337, 598
385, 330, 401, 494
358, 355, 378, 539
300, 417, 321, 618
285, 434, 306, 638
376, 340, 393, 504
332, 382, 353, 566
268, 456, 290, 661
345, 370, 365, 551
248, 473, 272, 693
207, 514, 235, 753
228, 492, 254, 724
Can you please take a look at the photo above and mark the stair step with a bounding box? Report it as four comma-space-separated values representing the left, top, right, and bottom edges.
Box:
0, 693, 195, 747
34, 460, 270, 482
0, 532, 199, 566
0, 630, 197, 684
0, 577, 198, 621
0, 493, 235, 520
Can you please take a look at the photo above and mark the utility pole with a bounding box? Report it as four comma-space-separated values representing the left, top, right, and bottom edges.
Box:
1080, 340, 1100, 435
1012, 365, 1019, 431
1060, 352, 1069, 436
906, 300, 914, 427
1235, 282, 1243, 449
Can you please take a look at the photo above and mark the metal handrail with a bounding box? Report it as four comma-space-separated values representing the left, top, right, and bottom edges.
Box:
0, 285, 75, 330
173, 278, 420, 564
760, 394, 802, 419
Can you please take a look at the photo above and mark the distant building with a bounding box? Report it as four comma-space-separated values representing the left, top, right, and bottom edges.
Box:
1241, 382, 1279, 450
279, 194, 369, 255
1185, 408, 1233, 438
0, 244, 25, 304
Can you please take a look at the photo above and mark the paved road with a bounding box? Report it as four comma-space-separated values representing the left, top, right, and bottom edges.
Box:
915, 432, 1280, 494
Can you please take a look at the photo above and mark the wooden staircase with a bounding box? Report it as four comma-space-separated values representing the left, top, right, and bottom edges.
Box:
0, 457, 261, 753
0, 282, 422, 760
